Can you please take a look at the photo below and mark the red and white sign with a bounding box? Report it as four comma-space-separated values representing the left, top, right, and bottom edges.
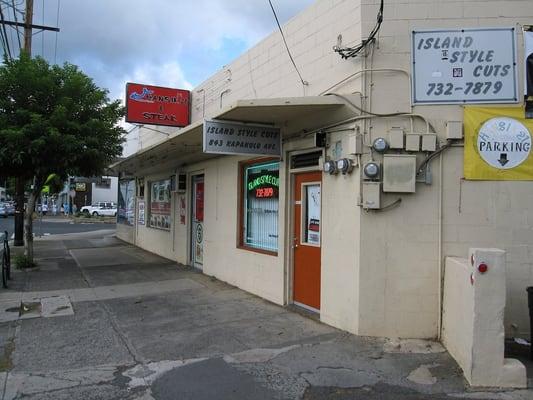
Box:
125, 83, 190, 127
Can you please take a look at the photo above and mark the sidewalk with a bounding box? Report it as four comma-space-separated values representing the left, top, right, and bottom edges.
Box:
0, 231, 530, 399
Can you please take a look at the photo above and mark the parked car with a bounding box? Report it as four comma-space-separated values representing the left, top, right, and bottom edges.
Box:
4, 202, 14, 216
80, 202, 117, 217
0, 203, 7, 218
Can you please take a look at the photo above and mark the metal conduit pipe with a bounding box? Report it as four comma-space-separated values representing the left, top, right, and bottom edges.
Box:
219, 88, 231, 109
319, 68, 412, 97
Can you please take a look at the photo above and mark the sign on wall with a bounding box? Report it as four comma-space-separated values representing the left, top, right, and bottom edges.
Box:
412, 28, 518, 105
150, 179, 171, 230
125, 83, 190, 127
138, 200, 145, 225
464, 107, 533, 180
203, 120, 281, 156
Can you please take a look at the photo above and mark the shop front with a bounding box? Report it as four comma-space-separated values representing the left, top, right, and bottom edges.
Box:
112, 0, 533, 340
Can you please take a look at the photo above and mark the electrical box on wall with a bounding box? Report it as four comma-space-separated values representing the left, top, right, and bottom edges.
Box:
362, 182, 381, 209
383, 154, 417, 193
421, 134, 437, 152
389, 128, 404, 149
346, 134, 363, 155
405, 134, 421, 151
446, 121, 463, 139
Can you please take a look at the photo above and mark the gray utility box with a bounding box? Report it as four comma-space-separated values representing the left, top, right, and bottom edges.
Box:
362, 182, 381, 209
383, 154, 417, 193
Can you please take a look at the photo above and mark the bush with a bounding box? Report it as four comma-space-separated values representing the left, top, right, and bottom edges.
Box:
13, 254, 37, 270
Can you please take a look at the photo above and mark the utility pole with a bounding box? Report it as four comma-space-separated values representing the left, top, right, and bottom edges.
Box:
1, 0, 59, 246
23, 0, 33, 55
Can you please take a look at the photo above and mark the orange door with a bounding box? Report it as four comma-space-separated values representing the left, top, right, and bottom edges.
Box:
293, 171, 322, 311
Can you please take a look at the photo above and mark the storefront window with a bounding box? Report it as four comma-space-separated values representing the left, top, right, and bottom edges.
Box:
241, 161, 279, 253
117, 179, 136, 226
149, 179, 171, 230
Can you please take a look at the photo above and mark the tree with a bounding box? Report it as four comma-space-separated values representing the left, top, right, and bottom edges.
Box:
0, 54, 125, 260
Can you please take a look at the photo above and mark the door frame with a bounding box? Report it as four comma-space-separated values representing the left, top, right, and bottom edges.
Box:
286, 149, 324, 311
189, 172, 205, 269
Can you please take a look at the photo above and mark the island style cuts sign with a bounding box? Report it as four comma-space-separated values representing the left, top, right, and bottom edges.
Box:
203, 119, 281, 156
412, 28, 518, 104
126, 83, 190, 127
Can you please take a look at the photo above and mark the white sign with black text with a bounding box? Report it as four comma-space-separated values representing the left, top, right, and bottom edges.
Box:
477, 117, 531, 170
203, 119, 281, 156
412, 28, 518, 104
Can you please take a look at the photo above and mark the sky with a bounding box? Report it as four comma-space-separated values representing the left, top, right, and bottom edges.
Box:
0, 0, 314, 104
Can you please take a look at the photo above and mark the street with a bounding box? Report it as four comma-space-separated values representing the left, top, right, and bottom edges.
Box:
0, 215, 115, 238
0, 230, 529, 399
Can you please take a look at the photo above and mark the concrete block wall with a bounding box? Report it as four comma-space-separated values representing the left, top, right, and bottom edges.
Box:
189, 0, 364, 122
356, 0, 533, 338
126, 0, 533, 339
442, 249, 526, 388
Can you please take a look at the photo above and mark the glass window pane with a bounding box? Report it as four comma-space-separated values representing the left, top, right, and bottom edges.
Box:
304, 184, 320, 245
149, 179, 171, 230
244, 161, 279, 252
118, 179, 136, 226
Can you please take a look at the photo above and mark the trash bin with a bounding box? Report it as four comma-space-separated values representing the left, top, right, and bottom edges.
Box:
526, 286, 533, 360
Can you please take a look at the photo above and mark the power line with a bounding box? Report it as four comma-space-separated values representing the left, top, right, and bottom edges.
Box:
0, 5, 12, 59
267, 0, 308, 87
11, 0, 22, 51
334, 0, 384, 59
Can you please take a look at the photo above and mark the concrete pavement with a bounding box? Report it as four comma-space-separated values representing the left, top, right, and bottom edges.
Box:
0, 231, 530, 399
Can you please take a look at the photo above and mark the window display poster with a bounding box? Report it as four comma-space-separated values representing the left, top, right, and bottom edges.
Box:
179, 195, 186, 225
118, 179, 136, 226
138, 200, 145, 225
195, 182, 204, 222
150, 179, 171, 230
306, 185, 320, 245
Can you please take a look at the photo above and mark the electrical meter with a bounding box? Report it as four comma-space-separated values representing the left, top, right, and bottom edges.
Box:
363, 162, 380, 180
372, 137, 389, 153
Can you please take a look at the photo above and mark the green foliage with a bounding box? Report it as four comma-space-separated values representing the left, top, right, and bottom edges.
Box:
0, 54, 125, 185
13, 254, 37, 270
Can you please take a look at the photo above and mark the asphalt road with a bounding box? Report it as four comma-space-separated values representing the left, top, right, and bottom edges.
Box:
0, 215, 115, 238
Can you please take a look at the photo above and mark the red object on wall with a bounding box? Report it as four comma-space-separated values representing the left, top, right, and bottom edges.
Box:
195, 182, 204, 222
125, 83, 190, 127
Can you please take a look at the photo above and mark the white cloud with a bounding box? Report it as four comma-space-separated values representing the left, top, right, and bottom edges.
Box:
4, 0, 315, 101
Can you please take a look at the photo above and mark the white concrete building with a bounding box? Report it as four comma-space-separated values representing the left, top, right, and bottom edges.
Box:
113, 0, 533, 340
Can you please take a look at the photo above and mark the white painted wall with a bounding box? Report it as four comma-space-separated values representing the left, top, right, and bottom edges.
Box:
356, 0, 533, 338
119, 0, 533, 338
91, 176, 118, 204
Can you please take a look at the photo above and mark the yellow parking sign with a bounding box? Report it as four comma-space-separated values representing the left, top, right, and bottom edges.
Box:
464, 107, 533, 180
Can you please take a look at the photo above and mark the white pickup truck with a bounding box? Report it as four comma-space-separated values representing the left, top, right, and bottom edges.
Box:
80, 202, 117, 217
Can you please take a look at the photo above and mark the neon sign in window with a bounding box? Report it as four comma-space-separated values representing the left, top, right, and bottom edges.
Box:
243, 162, 279, 252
